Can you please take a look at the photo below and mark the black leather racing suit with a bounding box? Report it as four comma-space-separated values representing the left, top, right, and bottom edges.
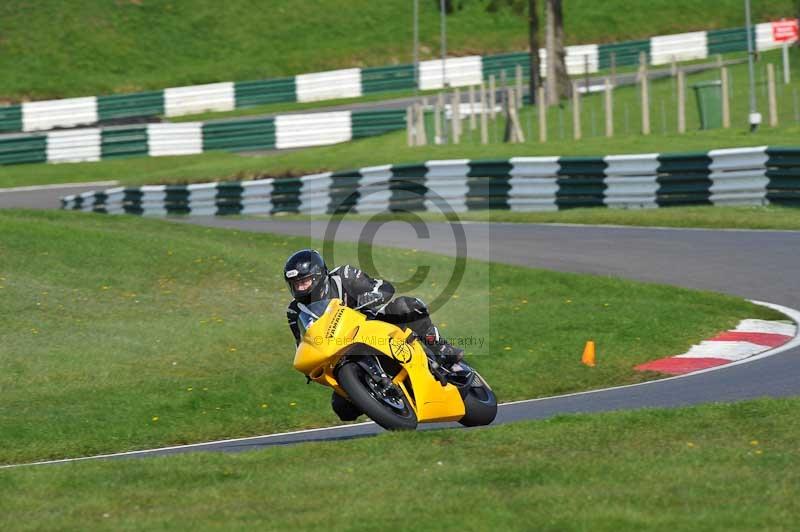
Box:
286, 264, 436, 346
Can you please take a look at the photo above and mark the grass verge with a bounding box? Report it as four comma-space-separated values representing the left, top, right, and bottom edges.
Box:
1, 398, 798, 530
0, 209, 781, 464
290, 206, 800, 231
3, 125, 800, 190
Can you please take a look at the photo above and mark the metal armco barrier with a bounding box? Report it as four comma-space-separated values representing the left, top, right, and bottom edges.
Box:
62, 147, 800, 215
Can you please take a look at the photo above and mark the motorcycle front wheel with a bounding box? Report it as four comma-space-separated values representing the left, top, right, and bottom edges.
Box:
337, 362, 418, 431
459, 373, 498, 427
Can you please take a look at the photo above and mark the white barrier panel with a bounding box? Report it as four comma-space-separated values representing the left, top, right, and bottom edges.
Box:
567, 44, 600, 75
187, 182, 219, 215
140, 185, 167, 216
164, 82, 235, 118
357, 165, 393, 213
61, 194, 76, 208
105, 186, 126, 214
425, 159, 469, 212
650, 31, 708, 65
508, 156, 559, 211
241, 179, 274, 215
419, 56, 482, 90
77, 191, 97, 212
147, 122, 203, 156
603, 153, 660, 208
537, 45, 599, 76
46, 128, 101, 163
22, 97, 98, 132
296, 68, 362, 103
275, 111, 352, 149
299, 172, 334, 214
709, 146, 769, 205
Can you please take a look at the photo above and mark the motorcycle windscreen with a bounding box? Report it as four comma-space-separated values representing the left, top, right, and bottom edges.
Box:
293, 299, 351, 374
297, 298, 333, 336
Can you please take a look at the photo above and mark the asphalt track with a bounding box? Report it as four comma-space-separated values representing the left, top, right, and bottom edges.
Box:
0, 182, 118, 210
3, 193, 800, 465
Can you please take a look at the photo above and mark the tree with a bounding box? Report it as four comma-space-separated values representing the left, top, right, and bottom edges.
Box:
486, 0, 539, 102
545, 0, 570, 105
486, 0, 525, 14
528, 0, 541, 103
438, 0, 457, 14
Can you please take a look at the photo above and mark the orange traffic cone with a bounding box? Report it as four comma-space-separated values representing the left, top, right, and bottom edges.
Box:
582, 340, 596, 367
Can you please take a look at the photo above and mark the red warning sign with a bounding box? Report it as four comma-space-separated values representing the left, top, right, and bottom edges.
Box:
772, 19, 799, 42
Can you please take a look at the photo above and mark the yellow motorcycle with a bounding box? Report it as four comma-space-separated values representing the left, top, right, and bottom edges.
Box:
293, 298, 497, 430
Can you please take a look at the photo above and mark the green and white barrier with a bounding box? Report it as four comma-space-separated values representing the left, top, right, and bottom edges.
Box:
0, 108, 405, 166
3, 20, 796, 134
62, 146, 800, 215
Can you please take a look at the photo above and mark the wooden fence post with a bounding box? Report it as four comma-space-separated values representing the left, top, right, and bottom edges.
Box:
572, 82, 582, 140
489, 75, 497, 120
538, 86, 547, 142
469, 85, 476, 130
451, 89, 460, 143
406, 106, 414, 146
721, 67, 731, 128
604, 77, 613, 137
677, 69, 686, 133
416, 99, 428, 145
480, 82, 489, 144
640, 51, 651, 135
503, 89, 525, 143
782, 43, 791, 84
515, 64, 523, 109
610, 52, 617, 86
434, 93, 443, 144
768, 63, 778, 127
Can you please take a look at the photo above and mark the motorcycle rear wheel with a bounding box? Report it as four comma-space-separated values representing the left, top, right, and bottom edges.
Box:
338, 362, 418, 431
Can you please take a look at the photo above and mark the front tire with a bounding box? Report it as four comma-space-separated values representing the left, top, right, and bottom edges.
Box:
337, 362, 418, 431
459, 374, 497, 427
331, 390, 362, 421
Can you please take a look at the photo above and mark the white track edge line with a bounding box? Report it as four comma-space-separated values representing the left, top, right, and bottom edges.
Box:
455, 220, 800, 234
3, 300, 798, 471
0, 181, 119, 193
0, 421, 375, 470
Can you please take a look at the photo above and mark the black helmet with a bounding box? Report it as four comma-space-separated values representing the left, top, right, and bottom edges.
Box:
284, 249, 328, 303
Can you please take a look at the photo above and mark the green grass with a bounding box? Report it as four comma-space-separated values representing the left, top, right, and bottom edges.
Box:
4, 124, 800, 190
0, 209, 781, 465
494, 48, 800, 145
297, 206, 800, 231
0, 0, 793, 101
1, 398, 798, 530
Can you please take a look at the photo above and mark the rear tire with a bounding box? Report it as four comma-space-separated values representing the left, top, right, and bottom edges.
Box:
459, 375, 497, 427
337, 362, 418, 431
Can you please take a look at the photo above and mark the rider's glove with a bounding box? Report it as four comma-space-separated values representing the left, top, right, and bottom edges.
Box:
356, 291, 385, 310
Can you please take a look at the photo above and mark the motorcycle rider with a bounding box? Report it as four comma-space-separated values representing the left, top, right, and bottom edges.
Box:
284, 248, 463, 421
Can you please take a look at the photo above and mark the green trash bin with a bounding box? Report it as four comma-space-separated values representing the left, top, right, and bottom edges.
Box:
692, 80, 723, 130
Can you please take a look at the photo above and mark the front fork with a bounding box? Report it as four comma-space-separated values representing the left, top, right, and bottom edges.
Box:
348, 355, 398, 396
